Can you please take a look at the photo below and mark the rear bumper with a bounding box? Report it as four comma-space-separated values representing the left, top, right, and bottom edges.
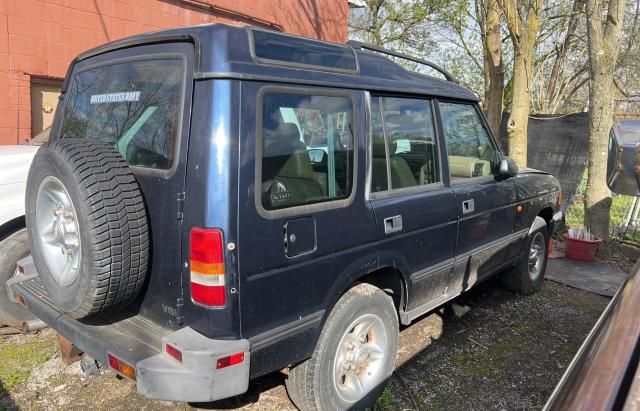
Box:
6, 258, 249, 403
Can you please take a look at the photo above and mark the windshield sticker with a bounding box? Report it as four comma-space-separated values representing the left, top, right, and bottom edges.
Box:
90, 91, 141, 104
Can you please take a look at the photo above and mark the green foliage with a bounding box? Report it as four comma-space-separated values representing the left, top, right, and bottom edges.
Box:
374, 385, 395, 410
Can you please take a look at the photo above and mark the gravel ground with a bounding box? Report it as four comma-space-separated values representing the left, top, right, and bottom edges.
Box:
0, 278, 609, 411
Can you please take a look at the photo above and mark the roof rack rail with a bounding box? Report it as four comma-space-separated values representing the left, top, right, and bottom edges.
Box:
347, 40, 459, 84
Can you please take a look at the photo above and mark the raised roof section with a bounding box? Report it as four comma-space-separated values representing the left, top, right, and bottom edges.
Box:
251, 29, 358, 73
70, 24, 478, 102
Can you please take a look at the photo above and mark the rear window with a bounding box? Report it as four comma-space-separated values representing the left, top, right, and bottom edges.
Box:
59, 58, 184, 170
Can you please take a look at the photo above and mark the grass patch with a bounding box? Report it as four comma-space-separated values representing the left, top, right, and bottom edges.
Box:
561, 291, 607, 315
451, 352, 477, 364
450, 340, 519, 380
0, 333, 57, 390
487, 341, 518, 358
564, 170, 637, 236
374, 385, 395, 410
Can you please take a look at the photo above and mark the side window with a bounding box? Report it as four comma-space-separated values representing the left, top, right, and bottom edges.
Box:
260, 92, 354, 211
370, 96, 440, 193
439, 103, 498, 179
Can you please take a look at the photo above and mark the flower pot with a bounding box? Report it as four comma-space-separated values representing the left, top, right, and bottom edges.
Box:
563, 233, 602, 262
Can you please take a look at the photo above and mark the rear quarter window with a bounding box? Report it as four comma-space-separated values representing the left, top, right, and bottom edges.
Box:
59, 57, 185, 170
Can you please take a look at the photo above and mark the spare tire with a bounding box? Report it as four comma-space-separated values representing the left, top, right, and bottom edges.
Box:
25, 139, 149, 319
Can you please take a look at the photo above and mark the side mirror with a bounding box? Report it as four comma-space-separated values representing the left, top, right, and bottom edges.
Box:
499, 156, 518, 177
607, 121, 640, 196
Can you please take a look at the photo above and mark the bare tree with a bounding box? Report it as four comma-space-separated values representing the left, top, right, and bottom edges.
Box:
584, 0, 627, 240
349, 0, 446, 49
543, 0, 585, 112
500, 0, 546, 166
432, 0, 504, 138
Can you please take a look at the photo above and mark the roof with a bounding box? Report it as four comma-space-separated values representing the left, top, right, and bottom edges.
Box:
69, 23, 478, 102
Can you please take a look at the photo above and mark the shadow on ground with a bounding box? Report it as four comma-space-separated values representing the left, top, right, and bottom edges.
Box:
192, 278, 608, 410
0, 379, 18, 410
0, 278, 608, 410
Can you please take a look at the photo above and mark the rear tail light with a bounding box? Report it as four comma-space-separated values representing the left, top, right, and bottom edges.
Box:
190, 228, 226, 307
107, 353, 136, 381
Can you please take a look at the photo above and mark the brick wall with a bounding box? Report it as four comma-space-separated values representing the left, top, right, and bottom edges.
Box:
0, 0, 349, 145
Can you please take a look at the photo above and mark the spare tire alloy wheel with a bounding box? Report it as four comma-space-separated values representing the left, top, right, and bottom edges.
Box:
35, 176, 82, 286
26, 139, 149, 319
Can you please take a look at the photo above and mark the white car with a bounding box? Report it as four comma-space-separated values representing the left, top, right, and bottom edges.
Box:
0, 143, 40, 328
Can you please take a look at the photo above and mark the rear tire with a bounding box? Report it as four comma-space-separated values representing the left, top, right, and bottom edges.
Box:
26, 139, 149, 319
0, 229, 36, 328
502, 220, 549, 295
285, 283, 399, 411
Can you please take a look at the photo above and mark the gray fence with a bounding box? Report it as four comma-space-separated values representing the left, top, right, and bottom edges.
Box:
500, 112, 588, 211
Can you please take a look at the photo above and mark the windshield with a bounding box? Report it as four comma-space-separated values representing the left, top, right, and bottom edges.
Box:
59, 58, 184, 170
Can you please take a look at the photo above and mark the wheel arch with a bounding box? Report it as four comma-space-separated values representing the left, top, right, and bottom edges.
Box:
538, 206, 554, 224
0, 216, 26, 243
536, 206, 556, 233
322, 262, 409, 329
356, 266, 407, 311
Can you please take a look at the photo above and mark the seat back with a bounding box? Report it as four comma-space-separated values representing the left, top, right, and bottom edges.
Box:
371, 140, 416, 190
262, 123, 323, 209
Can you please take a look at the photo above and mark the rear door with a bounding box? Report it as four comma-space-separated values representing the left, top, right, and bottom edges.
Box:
56, 43, 195, 328
436, 101, 516, 291
368, 95, 458, 314
237, 84, 377, 348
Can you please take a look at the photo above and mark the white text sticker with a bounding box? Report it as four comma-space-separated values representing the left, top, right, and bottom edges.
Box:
90, 91, 141, 104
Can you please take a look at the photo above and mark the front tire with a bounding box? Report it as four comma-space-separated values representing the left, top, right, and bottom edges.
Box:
285, 283, 399, 410
502, 219, 549, 295
0, 229, 36, 328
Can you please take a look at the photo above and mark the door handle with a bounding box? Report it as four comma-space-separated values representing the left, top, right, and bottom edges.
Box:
462, 199, 475, 215
384, 215, 403, 234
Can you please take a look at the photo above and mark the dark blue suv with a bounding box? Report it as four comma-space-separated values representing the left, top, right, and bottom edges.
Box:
8, 24, 562, 410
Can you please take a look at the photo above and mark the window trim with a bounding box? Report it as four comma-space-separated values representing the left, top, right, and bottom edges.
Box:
56, 52, 189, 179
436, 99, 502, 186
367, 94, 445, 200
254, 86, 359, 220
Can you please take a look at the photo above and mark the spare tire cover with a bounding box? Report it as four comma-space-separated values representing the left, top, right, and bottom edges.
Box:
26, 139, 149, 319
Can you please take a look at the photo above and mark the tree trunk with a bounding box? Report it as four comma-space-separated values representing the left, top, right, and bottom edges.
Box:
585, 72, 615, 240
507, 47, 533, 166
500, 0, 544, 167
483, 0, 504, 141
583, 0, 626, 240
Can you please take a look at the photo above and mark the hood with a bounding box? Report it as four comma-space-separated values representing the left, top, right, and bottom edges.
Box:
518, 166, 550, 175
0, 145, 39, 185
